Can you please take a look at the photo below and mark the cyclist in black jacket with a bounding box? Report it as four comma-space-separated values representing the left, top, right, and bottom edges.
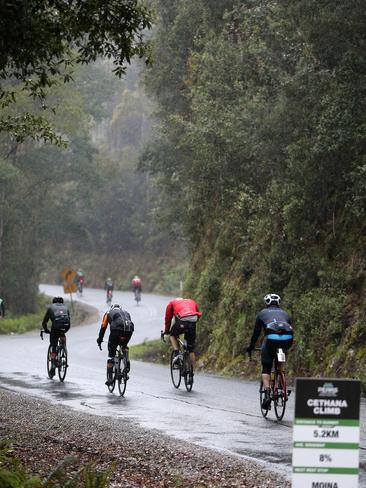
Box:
246, 293, 293, 409
42, 297, 71, 378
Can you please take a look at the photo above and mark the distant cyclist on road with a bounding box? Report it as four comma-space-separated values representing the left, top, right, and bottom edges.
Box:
163, 297, 202, 367
97, 304, 134, 386
76, 269, 85, 294
132, 275, 142, 303
42, 297, 71, 378
104, 277, 114, 303
246, 293, 293, 409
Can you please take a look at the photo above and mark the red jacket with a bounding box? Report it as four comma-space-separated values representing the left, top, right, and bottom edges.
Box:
164, 298, 202, 333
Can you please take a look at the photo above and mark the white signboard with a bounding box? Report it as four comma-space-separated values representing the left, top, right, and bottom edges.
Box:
293, 378, 360, 488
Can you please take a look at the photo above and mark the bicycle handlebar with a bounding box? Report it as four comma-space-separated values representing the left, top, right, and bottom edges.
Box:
160, 330, 166, 342
40, 330, 44, 340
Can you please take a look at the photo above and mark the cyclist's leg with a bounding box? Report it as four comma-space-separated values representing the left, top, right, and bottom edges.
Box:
184, 323, 196, 366
261, 340, 273, 389
120, 331, 133, 372
106, 332, 118, 384
49, 328, 59, 371
169, 317, 181, 355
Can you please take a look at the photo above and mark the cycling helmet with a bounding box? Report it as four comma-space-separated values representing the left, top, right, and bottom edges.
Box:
264, 293, 281, 306
111, 304, 120, 309
52, 296, 64, 304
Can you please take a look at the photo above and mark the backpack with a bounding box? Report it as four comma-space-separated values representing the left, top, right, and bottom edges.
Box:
52, 304, 70, 330
265, 320, 293, 336
109, 308, 134, 332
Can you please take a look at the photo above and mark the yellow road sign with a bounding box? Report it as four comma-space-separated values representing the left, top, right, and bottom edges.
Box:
63, 283, 78, 294
61, 267, 77, 284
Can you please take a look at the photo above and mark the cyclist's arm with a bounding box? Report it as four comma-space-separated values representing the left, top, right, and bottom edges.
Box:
164, 302, 174, 334
98, 312, 109, 342
248, 317, 262, 350
41, 308, 51, 331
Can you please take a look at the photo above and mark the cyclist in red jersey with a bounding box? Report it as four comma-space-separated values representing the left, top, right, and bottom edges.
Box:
164, 298, 202, 366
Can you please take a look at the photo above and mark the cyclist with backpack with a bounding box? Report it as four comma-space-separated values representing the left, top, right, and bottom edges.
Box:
97, 304, 134, 386
246, 293, 294, 409
42, 296, 71, 378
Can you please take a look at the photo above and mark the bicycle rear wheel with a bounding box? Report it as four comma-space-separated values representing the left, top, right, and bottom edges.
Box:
46, 345, 53, 379
259, 381, 270, 418
57, 345, 68, 382
170, 351, 182, 388
117, 356, 127, 396
183, 354, 193, 392
273, 371, 287, 420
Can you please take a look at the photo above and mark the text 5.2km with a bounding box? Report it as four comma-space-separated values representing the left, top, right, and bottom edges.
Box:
313, 429, 339, 438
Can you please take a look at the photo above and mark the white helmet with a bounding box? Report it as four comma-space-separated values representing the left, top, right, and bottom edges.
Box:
264, 293, 281, 306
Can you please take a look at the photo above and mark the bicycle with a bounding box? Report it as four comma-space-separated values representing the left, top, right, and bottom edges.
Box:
134, 289, 141, 305
249, 346, 291, 421
106, 289, 113, 305
98, 342, 129, 396
161, 331, 194, 392
40, 330, 68, 382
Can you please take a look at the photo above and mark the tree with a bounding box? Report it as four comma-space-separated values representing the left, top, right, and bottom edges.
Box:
0, 0, 152, 141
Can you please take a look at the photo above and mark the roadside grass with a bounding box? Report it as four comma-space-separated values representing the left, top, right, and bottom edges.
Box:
130, 339, 169, 364
0, 295, 91, 335
0, 442, 112, 487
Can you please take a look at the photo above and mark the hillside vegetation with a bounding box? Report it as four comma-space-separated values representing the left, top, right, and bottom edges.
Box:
143, 1, 366, 386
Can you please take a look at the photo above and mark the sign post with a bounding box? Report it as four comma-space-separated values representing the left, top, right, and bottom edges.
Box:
293, 378, 360, 488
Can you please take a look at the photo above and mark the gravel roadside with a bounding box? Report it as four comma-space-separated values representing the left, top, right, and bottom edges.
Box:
0, 388, 290, 487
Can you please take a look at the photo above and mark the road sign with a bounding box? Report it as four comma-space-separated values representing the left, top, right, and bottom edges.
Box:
63, 283, 78, 294
61, 267, 78, 294
61, 267, 77, 283
293, 378, 360, 488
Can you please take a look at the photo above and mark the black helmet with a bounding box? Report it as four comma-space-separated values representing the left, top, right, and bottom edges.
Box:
111, 304, 120, 309
52, 296, 64, 304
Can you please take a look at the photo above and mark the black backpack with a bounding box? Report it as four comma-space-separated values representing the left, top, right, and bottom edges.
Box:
52, 304, 70, 330
109, 308, 134, 332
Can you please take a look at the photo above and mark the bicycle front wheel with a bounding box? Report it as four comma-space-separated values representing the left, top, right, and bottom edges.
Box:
107, 365, 116, 393
183, 354, 193, 392
47, 345, 53, 379
117, 357, 127, 396
259, 381, 270, 418
57, 345, 68, 382
170, 351, 182, 388
273, 371, 287, 420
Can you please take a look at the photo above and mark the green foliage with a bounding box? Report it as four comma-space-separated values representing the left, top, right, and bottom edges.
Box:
130, 339, 168, 363
0, 296, 88, 335
143, 0, 366, 382
0, 0, 152, 142
0, 443, 112, 488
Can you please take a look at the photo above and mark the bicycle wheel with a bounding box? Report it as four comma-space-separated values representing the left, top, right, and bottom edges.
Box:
107, 363, 116, 393
259, 381, 270, 418
183, 353, 194, 392
117, 355, 127, 396
57, 345, 68, 382
273, 371, 287, 420
46, 345, 53, 378
170, 350, 182, 388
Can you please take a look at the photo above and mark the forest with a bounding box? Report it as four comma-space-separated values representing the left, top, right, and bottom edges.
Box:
1, 0, 366, 384
143, 0, 366, 383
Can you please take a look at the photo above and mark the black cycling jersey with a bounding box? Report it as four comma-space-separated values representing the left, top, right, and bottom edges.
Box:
249, 305, 292, 350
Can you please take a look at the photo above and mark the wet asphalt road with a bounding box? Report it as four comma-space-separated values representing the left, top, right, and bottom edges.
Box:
0, 284, 365, 483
